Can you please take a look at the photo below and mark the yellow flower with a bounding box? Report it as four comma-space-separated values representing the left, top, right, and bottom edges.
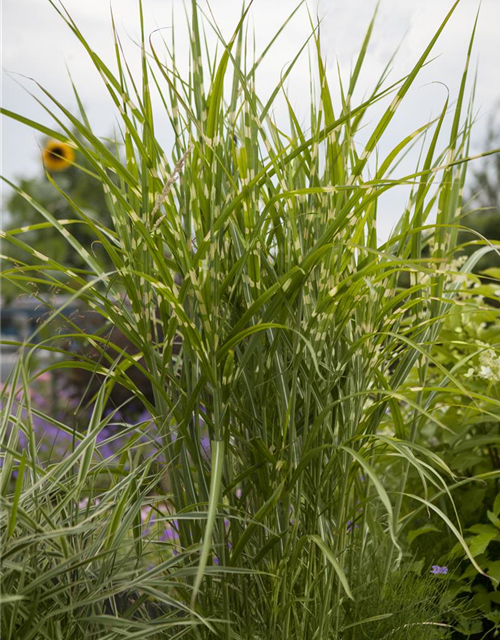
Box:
42, 140, 75, 172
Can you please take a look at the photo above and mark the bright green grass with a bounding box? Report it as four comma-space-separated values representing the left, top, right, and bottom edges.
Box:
1, 1, 500, 638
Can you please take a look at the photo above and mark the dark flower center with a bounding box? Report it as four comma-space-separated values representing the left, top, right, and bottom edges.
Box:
49, 146, 65, 159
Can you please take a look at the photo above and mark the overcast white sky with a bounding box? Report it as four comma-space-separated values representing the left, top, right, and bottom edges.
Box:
2, 0, 499, 237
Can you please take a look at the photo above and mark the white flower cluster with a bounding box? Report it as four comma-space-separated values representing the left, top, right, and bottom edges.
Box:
477, 346, 500, 383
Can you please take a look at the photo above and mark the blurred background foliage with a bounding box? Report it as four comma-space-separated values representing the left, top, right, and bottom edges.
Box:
458, 112, 500, 276
1, 135, 113, 301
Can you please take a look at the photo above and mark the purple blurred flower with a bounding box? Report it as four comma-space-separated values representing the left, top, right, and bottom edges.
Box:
33, 416, 56, 435
141, 506, 155, 524
100, 444, 115, 459
96, 428, 110, 443
430, 565, 448, 575
347, 520, 359, 534
96, 428, 118, 459
136, 410, 153, 424
104, 407, 123, 422
160, 528, 179, 542
30, 392, 49, 409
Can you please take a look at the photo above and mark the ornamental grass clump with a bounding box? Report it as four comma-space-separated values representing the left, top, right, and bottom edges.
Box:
1, 1, 499, 638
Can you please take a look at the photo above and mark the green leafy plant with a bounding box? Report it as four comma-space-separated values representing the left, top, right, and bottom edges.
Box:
402, 272, 500, 636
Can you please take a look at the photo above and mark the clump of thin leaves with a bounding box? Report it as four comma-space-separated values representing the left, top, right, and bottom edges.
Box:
1, 0, 499, 638
341, 544, 475, 640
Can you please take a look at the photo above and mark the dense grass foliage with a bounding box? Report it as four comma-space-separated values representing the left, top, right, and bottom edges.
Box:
2, 1, 500, 638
